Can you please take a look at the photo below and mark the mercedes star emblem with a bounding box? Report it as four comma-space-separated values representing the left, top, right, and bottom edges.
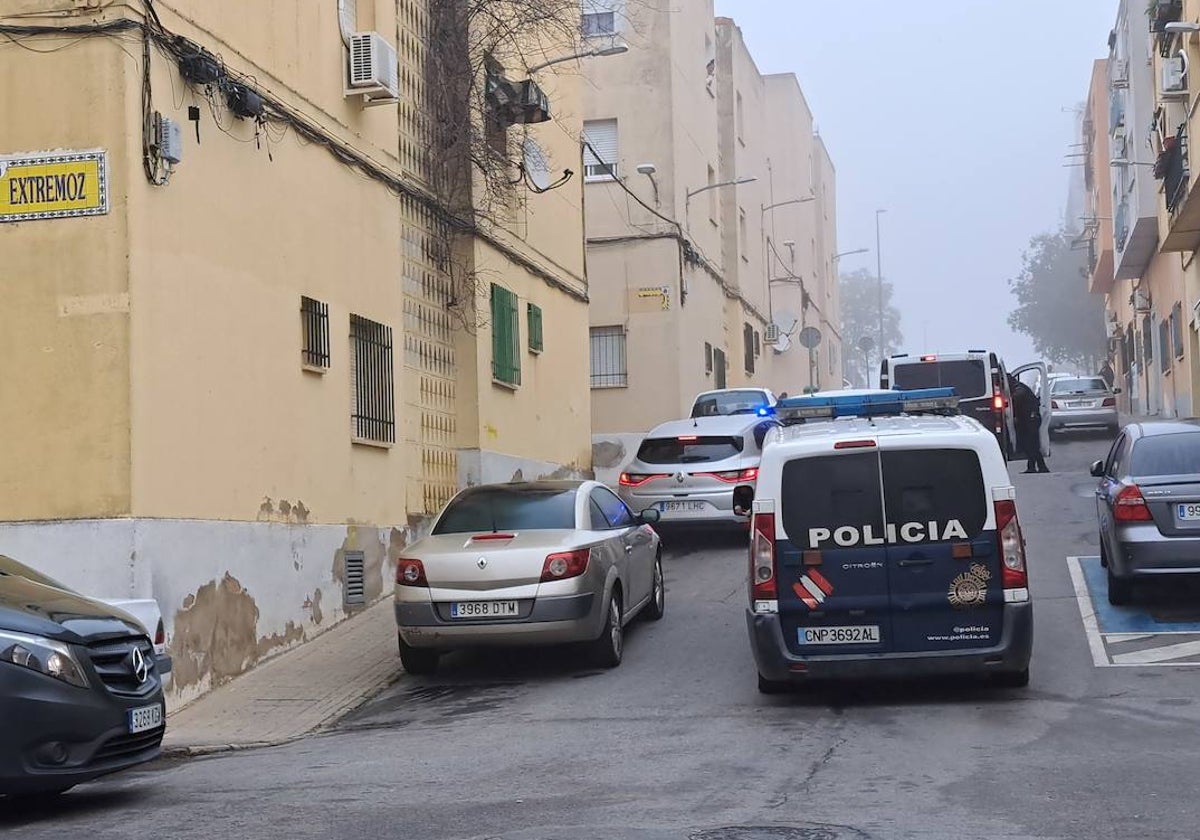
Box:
130, 647, 150, 683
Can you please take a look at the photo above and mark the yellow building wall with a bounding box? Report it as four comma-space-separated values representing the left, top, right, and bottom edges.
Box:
0, 36, 133, 520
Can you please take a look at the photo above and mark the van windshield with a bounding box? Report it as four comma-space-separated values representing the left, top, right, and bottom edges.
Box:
891, 359, 988, 399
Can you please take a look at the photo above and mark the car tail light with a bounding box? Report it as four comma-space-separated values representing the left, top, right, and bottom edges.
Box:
540, 549, 591, 582
1114, 484, 1153, 522
750, 513, 777, 600
994, 500, 1027, 591
921, 354, 938, 362
469, 533, 515, 542
1051, 400, 1061, 410
706, 468, 759, 483
1102, 397, 1117, 407
154, 619, 166, 647
620, 473, 666, 487
834, 440, 876, 450
396, 557, 428, 587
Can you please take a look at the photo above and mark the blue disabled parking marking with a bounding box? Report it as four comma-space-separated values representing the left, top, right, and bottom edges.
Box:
1078, 555, 1200, 634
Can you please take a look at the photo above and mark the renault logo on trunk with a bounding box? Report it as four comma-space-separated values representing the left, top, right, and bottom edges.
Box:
675, 473, 685, 483
129, 647, 149, 683
477, 557, 488, 569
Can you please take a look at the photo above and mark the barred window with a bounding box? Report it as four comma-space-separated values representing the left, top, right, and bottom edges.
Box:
491, 284, 521, 386
301, 296, 330, 369
713, 347, 727, 388
743, 323, 755, 375
704, 341, 713, 374
590, 325, 627, 388
527, 302, 544, 353
349, 314, 395, 444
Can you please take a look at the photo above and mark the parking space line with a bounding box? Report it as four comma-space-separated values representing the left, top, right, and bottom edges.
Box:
1067, 556, 1109, 667
1111, 639, 1200, 665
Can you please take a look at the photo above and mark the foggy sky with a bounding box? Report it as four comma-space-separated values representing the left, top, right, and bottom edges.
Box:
713, 0, 1115, 370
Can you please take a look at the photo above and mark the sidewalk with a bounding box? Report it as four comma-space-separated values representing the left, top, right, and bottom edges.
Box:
162, 597, 399, 755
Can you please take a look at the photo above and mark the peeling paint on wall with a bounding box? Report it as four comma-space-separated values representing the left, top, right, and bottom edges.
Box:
256, 497, 313, 524
303, 589, 324, 625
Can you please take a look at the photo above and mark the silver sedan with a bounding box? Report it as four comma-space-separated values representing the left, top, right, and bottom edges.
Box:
1050, 376, 1119, 435
394, 481, 664, 675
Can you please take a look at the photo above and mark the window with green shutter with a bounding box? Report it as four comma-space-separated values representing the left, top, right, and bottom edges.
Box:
527, 303, 544, 353
491, 284, 521, 386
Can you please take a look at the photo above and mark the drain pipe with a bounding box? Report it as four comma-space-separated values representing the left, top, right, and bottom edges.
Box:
337, 0, 355, 45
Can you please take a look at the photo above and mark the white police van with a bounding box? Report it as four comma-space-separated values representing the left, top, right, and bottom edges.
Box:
746, 389, 1033, 693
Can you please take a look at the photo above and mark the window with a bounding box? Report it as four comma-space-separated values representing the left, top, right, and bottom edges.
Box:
1131, 432, 1200, 477
349, 314, 395, 444
1051, 378, 1109, 395
781, 452, 883, 548
527, 302, 544, 353
691, 389, 770, 417
590, 325, 627, 387
591, 487, 634, 528
713, 347, 727, 388
704, 341, 714, 374
707, 165, 718, 224
890, 359, 988, 399
736, 92, 745, 142
1159, 318, 1171, 374
739, 207, 748, 262
433, 485, 578, 534
881, 450, 987, 541
704, 33, 715, 96
637, 436, 744, 465
491, 284, 521, 386
754, 330, 761, 357
581, 0, 620, 37
300, 295, 330, 370
583, 119, 618, 181
1172, 302, 1185, 359
743, 322, 755, 375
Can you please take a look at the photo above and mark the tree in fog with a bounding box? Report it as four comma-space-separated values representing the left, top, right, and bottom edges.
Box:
839, 268, 903, 387
1007, 229, 1107, 370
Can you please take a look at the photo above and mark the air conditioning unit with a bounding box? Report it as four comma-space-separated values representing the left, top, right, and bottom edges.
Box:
764, 324, 781, 344
345, 32, 400, 106
507, 79, 551, 125
1112, 58, 1129, 88
1162, 56, 1187, 95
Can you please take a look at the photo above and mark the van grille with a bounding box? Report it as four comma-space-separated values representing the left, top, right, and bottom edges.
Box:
93, 727, 164, 763
85, 636, 157, 697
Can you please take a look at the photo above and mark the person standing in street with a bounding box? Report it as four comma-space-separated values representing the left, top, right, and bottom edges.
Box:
1099, 359, 1116, 390
1010, 375, 1048, 474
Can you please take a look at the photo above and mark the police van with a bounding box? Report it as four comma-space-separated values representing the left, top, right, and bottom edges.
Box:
880, 351, 1050, 461
746, 389, 1033, 693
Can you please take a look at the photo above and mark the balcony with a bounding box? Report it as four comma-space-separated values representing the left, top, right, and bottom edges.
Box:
1152, 0, 1184, 57
1114, 192, 1159, 281
1160, 125, 1200, 252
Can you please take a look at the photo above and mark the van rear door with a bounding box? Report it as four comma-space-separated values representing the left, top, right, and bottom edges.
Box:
777, 450, 893, 656
881, 448, 1004, 652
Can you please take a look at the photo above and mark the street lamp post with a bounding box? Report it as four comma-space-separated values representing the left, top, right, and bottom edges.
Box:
875, 209, 888, 370
526, 42, 629, 73
685, 177, 758, 224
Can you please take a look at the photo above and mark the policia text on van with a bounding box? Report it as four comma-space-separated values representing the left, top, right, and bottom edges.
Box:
745, 390, 1033, 694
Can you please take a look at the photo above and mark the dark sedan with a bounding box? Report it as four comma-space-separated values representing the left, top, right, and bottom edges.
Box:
0, 556, 166, 797
1092, 420, 1200, 605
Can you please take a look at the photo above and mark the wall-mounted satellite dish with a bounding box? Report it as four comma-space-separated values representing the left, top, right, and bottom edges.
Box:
773, 310, 800, 336
772, 333, 793, 354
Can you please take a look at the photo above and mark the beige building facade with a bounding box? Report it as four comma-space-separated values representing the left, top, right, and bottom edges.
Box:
0, 0, 590, 703
582, 1, 840, 443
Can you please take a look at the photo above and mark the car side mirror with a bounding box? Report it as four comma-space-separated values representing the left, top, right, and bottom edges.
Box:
638, 509, 662, 524
1112, 387, 1123, 395
1090, 460, 1106, 478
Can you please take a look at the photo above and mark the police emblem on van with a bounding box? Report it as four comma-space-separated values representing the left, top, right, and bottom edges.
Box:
948, 563, 992, 608
808, 520, 970, 549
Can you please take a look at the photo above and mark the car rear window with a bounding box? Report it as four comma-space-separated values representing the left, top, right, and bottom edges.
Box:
891, 359, 988, 399
433, 487, 577, 534
637, 435, 745, 464
691, 390, 769, 417
1052, 377, 1107, 394
1131, 432, 1200, 477
881, 449, 987, 540
781, 453, 883, 545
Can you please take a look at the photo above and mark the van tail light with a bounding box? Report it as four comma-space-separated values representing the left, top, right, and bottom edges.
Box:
706, 468, 759, 483
994, 500, 1027, 591
396, 557, 428, 587
1102, 397, 1117, 407
620, 473, 666, 487
993, 393, 1005, 411
154, 619, 166, 647
1114, 484, 1153, 522
750, 513, 777, 600
540, 549, 591, 582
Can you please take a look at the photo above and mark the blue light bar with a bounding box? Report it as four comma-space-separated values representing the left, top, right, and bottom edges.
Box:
776, 388, 959, 422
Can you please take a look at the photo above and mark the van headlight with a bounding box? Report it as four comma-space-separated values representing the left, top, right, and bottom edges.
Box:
0, 630, 88, 688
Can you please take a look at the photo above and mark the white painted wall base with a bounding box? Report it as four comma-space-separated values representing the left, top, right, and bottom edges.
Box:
0, 518, 408, 710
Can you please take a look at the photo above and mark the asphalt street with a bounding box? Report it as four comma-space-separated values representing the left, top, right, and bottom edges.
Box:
5, 431, 1200, 840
